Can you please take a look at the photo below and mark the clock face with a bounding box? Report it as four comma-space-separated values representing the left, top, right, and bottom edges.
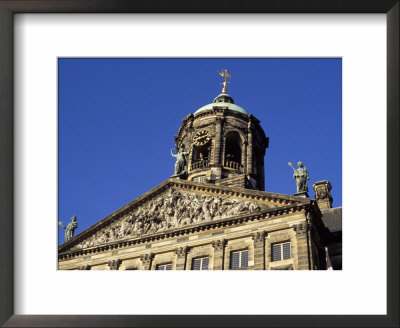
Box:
193, 130, 211, 146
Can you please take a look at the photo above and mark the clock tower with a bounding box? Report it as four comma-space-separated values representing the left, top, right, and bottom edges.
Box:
173, 70, 269, 191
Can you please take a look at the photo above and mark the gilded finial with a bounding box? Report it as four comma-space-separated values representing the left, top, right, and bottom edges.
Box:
217, 69, 231, 94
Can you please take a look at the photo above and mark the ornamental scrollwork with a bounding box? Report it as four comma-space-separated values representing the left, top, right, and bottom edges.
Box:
108, 259, 121, 270
80, 190, 267, 248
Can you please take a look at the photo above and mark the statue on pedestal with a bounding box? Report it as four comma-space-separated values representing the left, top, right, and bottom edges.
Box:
171, 146, 191, 176
289, 161, 310, 193
59, 216, 78, 243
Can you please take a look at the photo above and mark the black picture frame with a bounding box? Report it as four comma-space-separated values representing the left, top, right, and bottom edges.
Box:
0, 1, 398, 327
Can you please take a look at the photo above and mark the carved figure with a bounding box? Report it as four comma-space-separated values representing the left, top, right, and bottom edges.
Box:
289, 161, 310, 193
170, 147, 191, 175
80, 190, 268, 246
58, 216, 78, 242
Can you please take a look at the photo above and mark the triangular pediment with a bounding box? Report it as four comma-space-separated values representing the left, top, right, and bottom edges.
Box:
59, 179, 309, 253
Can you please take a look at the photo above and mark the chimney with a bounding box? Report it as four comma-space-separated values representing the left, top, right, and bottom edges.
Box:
312, 180, 333, 209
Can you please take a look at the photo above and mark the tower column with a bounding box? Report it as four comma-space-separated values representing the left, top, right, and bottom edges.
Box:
246, 120, 253, 175
213, 117, 223, 165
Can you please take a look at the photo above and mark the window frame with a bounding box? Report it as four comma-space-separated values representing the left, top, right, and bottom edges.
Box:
230, 249, 249, 269
156, 263, 173, 270
271, 241, 291, 262
191, 257, 209, 270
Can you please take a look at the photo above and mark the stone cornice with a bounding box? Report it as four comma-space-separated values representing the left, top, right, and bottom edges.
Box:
58, 178, 311, 253
58, 201, 311, 260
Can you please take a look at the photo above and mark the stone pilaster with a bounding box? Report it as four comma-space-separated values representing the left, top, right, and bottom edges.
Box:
293, 223, 312, 270
140, 253, 153, 270
252, 231, 266, 270
186, 115, 194, 170
246, 119, 253, 176
108, 259, 121, 270
213, 117, 223, 165
175, 246, 187, 270
212, 239, 226, 270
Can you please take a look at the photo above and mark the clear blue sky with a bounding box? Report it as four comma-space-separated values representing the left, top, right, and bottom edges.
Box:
58, 58, 342, 244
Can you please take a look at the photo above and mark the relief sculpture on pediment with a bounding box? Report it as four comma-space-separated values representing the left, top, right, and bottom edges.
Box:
80, 190, 270, 248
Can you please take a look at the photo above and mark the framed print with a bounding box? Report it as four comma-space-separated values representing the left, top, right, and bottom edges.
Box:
0, 1, 398, 327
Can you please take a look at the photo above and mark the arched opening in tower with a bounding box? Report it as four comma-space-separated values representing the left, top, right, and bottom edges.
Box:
224, 132, 242, 165
193, 142, 211, 163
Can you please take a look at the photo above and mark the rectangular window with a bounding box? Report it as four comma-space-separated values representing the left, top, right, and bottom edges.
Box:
192, 257, 209, 270
156, 263, 172, 270
230, 250, 248, 269
272, 242, 291, 262
193, 176, 207, 183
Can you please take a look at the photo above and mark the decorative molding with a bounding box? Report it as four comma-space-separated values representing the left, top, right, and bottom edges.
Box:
312, 180, 332, 200
215, 115, 225, 123
58, 179, 307, 253
59, 204, 311, 261
222, 124, 247, 138
193, 122, 216, 132
293, 223, 307, 239
78, 189, 266, 249
107, 259, 121, 270
175, 246, 187, 259
140, 253, 153, 265
212, 239, 226, 251
252, 231, 266, 247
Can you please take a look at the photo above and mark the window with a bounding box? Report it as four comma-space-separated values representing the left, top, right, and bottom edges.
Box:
193, 144, 211, 162
224, 132, 242, 164
193, 176, 207, 183
230, 250, 248, 269
192, 257, 209, 270
156, 263, 172, 270
271, 242, 291, 262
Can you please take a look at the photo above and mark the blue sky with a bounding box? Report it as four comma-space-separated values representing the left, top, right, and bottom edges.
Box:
58, 58, 342, 244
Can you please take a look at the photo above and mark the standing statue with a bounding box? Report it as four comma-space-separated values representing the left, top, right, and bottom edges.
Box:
170, 146, 191, 175
288, 161, 310, 193
59, 216, 78, 243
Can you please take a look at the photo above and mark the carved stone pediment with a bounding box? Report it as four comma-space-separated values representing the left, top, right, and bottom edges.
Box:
78, 188, 270, 249
58, 179, 309, 253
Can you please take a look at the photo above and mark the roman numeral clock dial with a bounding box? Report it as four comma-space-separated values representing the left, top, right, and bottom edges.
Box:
193, 130, 211, 146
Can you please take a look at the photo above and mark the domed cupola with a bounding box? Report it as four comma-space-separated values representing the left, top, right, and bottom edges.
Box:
172, 69, 269, 191
195, 92, 248, 115
213, 93, 234, 104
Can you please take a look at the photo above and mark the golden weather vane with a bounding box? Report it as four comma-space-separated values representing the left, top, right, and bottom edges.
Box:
217, 69, 231, 94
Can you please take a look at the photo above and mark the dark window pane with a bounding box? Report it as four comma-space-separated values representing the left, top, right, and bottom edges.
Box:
283, 243, 291, 259
166, 264, 172, 270
156, 265, 165, 270
231, 252, 240, 269
193, 259, 201, 270
202, 258, 209, 270
241, 251, 248, 268
272, 244, 282, 262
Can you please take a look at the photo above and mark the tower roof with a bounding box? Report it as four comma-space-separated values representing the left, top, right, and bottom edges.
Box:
194, 92, 248, 115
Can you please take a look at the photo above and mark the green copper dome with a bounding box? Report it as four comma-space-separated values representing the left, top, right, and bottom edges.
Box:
194, 93, 248, 115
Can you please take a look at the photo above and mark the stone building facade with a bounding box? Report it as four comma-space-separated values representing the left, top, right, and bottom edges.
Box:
58, 83, 342, 271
